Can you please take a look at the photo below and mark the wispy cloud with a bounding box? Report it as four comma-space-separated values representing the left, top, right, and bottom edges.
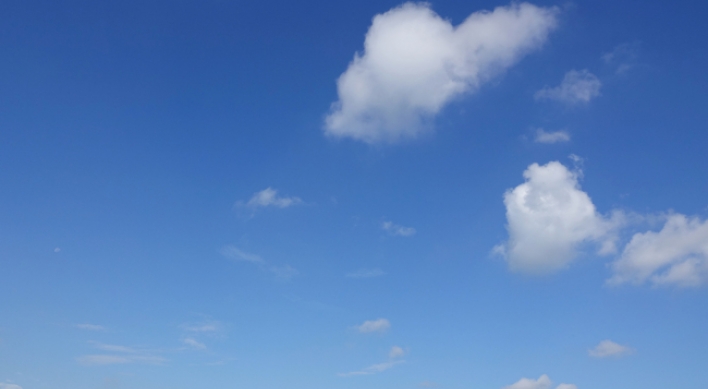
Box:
603, 42, 641, 74
534, 129, 570, 144
182, 337, 207, 350
356, 318, 390, 334
221, 246, 298, 279
589, 340, 633, 358
78, 342, 166, 366
0, 383, 23, 389
181, 320, 225, 334
535, 69, 602, 104
389, 346, 405, 358
75, 323, 106, 331
346, 268, 385, 278
236, 187, 302, 209
382, 221, 416, 237
338, 360, 404, 377
419, 381, 439, 387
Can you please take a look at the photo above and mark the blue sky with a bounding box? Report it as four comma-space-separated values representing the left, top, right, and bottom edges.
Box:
1, 0, 708, 388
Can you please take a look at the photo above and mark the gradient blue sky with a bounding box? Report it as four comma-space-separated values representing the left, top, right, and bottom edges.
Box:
2, 1, 708, 388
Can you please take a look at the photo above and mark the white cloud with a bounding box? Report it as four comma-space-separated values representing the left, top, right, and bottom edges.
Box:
182, 337, 207, 350
503, 375, 576, 389
535, 69, 601, 104
324, 2, 559, 143
221, 246, 264, 263
382, 221, 416, 236
53, 247, 61, 253
497, 161, 622, 274
609, 214, 708, 287
0, 383, 23, 389
346, 268, 385, 278
589, 340, 633, 358
389, 345, 406, 358
339, 360, 404, 377
79, 342, 166, 366
182, 320, 224, 334
221, 246, 298, 279
503, 375, 552, 389
237, 187, 302, 209
75, 323, 106, 331
602, 42, 640, 74
356, 318, 391, 333
534, 128, 570, 144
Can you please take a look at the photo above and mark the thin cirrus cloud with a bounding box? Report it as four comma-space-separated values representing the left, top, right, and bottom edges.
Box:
382, 221, 416, 236
77, 342, 166, 366
324, 2, 559, 143
221, 245, 299, 279
534, 128, 570, 144
608, 214, 708, 287
603, 42, 640, 74
356, 318, 391, 333
535, 69, 601, 104
346, 268, 385, 278
338, 360, 404, 377
0, 384, 23, 389
182, 337, 207, 350
75, 323, 106, 331
236, 187, 302, 209
589, 340, 633, 358
494, 161, 623, 274
503, 375, 577, 389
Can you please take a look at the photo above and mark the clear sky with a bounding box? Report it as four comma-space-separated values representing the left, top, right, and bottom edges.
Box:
1, 0, 707, 388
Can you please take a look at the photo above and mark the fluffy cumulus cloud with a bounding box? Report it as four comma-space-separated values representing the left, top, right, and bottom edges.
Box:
534, 128, 570, 144
535, 69, 601, 104
589, 340, 633, 358
503, 375, 576, 389
324, 2, 559, 143
609, 214, 708, 287
356, 318, 391, 333
497, 161, 621, 274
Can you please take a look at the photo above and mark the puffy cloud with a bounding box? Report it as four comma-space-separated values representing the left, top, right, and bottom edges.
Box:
0, 383, 23, 389
497, 161, 621, 274
325, 2, 559, 143
534, 129, 570, 144
346, 268, 385, 278
535, 69, 601, 104
503, 375, 552, 389
356, 318, 391, 333
589, 340, 633, 358
609, 214, 708, 287
389, 345, 406, 358
382, 221, 416, 236
238, 188, 302, 209
503, 375, 576, 389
